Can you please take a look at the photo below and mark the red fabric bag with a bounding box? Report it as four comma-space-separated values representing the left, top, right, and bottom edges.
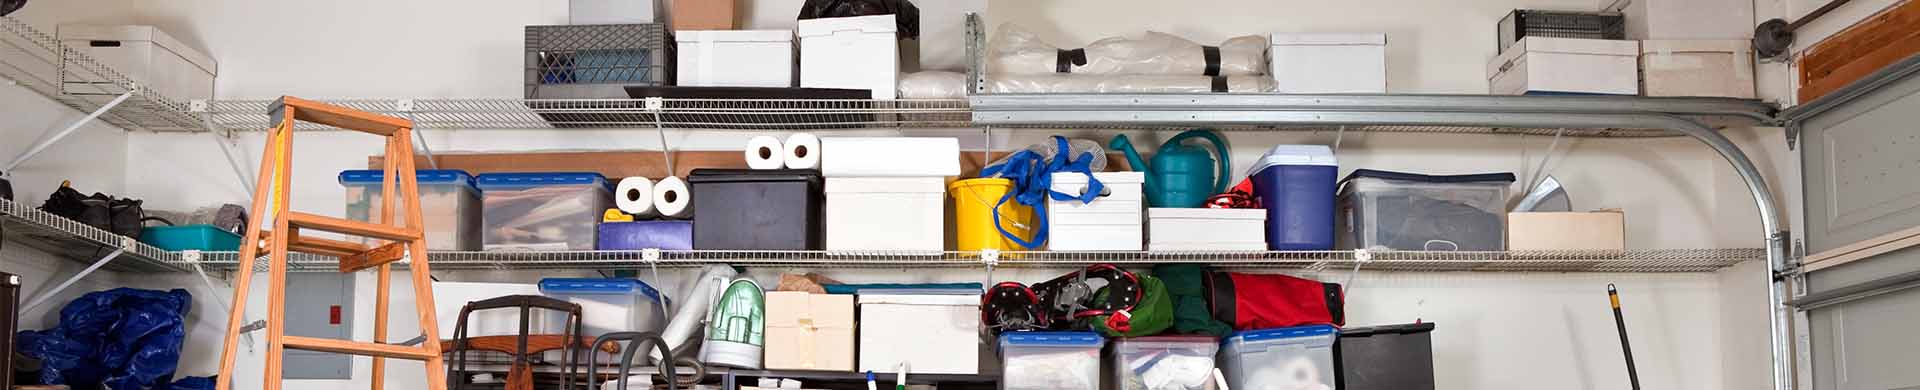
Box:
1205, 272, 1344, 329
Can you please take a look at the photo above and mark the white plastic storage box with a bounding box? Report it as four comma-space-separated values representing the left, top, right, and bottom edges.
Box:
1337, 169, 1515, 251
825, 177, 946, 251
858, 294, 981, 374
819, 137, 961, 177
56, 25, 217, 102
477, 172, 613, 251
570, 0, 655, 25
537, 278, 669, 362
432, 282, 566, 337
1486, 37, 1638, 95
1147, 208, 1266, 251
798, 15, 901, 99
999, 332, 1104, 390
1640, 40, 1755, 98
1111, 336, 1219, 390
1269, 33, 1387, 93
1218, 325, 1338, 390
1049, 172, 1145, 251
340, 170, 481, 251
677, 30, 794, 87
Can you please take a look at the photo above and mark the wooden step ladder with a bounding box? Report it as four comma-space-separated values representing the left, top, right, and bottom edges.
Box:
215, 96, 447, 390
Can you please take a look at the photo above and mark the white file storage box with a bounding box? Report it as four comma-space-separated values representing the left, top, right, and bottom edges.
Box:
1640, 40, 1755, 98
825, 177, 946, 251
56, 25, 216, 102
677, 30, 794, 87
798, 15, 901, 99
859, 294, 981, 374
1269, 33, 1387, 93
1148, 208, 1266, 251
1048, 172, 1145, 251
819, 137, 961, 177
1487, 37, 1638, 95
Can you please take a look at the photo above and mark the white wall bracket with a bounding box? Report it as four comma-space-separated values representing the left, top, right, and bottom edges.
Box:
4, 89, 135, 173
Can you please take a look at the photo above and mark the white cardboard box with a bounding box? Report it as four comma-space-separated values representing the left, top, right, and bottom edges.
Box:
825, 177, 946, 251
1269, 33, 1387, 93
858, 294, 981, 374
1508, 211, 1626, 251
1147, 208, 1267, 251
765, 292, 856, 371
799, 15, 900, 99
1049, 172, 1145, 251
1488, 37, 1639, 95
56, 25, 216, 102
818, 137, 961, 177
1602, 0, 1753, 39
1640, 40, 1756, 98
570, 0, 654, 24
676, 30, 794, 87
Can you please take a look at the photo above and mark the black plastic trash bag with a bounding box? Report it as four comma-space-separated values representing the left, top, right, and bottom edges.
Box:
0, 0, 26, 17
15, 288, 199, 390
797, 0, 919, 39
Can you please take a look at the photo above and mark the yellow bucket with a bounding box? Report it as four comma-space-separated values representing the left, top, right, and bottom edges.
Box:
950, 178, 1036, 254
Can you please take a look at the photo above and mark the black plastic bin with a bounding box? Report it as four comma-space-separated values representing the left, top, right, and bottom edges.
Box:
1336, 322, 1437, 390
689, 169, 824, 250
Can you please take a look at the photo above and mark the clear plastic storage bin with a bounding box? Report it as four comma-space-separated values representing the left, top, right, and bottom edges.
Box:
1000, 331, 1104, 390
1337, 169, 1515, 251
1111, 336, 1219, 390
1218, 325, 1338, 390
476, 172, 612, 251
341, 170, 482, 251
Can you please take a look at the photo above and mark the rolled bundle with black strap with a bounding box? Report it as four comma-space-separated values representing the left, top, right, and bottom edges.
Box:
990, 23, 1268, 76
987, 74, 1275, 94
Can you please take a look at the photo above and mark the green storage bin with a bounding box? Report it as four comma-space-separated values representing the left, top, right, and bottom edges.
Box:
139, 225, 242, 251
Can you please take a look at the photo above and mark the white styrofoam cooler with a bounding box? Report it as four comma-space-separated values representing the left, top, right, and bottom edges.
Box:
1487, 37, 1638, 95
1049, 172, 1145, 251
677, 30, 794, 87
825, 177, 946, 251
819, 137, 961, 177
431, 282, 565, 337
1640, 40, 1755, 98
1148, 208, 1266, 251
56, 25, 216, 102
799, 15, 900, 99
858, 294, 981, 374
1269, 33, 1387, 93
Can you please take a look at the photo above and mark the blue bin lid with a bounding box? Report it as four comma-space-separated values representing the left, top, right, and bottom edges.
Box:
538, 278, 667, 303
1339, 169, 1516, 185
1000, 331, 1105, 347
475, 172, 610, 191
339, 169, 476, 188
1228, 324, 1339, 344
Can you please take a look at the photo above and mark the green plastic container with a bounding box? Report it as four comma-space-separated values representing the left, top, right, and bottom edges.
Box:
139, 225, 242, 251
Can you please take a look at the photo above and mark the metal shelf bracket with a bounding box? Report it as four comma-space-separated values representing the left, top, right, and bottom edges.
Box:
5, 88, 135, 173
22, 247, 126, 312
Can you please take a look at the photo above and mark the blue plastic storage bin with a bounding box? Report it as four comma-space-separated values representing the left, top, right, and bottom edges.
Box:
1000, 331, 1105, 390
340, 169, 481, 251
1219, 325, 1338, 390
538, 278, 670, 339
475, 172, 612, 251
139, 225, 241, 251
1248, 145, 1339, 250
596, 221, 692, 250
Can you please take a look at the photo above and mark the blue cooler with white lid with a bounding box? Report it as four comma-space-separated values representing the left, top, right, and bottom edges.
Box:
1248, 145, 1339, 250
476, 172, 612, 251
339, 169, 481, 250
1219, 325, 1338, 390
1000, 331, 1105, 390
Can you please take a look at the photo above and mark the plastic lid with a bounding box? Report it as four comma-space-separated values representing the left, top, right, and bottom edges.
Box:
796, 14, 897, 37
1230, 324, 1339, 343
1114, 335, 1219, 347
676, 29, 793, 43
1341, 169, 1515, 184
538, 278, 666, 302
1341, 322, 1436, 337
1247, 145, 1337, 177
688, 168, 822, 184
339, 169, 475, 187
1000, 331, 1105, 347
475, 172, 609, 190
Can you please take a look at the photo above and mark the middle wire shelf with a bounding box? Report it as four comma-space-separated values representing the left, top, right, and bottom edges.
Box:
188, 248, 1761, 273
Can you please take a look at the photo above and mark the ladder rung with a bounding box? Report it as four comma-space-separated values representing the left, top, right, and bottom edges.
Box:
283, 335, 435, 360
270, 96, 413, 136
256, 232, 374, 258
286, 212, 420, 242
339, 241, 409, 273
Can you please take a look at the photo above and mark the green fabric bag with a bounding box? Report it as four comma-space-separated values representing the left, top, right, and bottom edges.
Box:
1154, 264, 1232, 336
1091, 275, 1173, 337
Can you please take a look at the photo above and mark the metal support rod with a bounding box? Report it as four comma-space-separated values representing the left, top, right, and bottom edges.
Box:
203, 116, 257, 192
5, 90, 135, 172
404, 112, 438, 169
191, 258, 254, 349
22, 248, 125, 312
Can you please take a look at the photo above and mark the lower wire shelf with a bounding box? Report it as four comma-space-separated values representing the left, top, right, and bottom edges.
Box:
185, 248, 1762, 273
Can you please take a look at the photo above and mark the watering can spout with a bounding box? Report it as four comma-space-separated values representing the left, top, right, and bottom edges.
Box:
1108, 134, 1157, 195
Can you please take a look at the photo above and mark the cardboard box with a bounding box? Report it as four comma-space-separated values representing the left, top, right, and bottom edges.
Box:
672, 0, 736, 30
1270, 33, 1388, 93
858, 294, 981, 374
1602, 0, 1753, 40
765, 292, 855, 371
1640, 40, 1756, 98
676, 30, 794, 87
56, 25, 217, 102
1507, 211, 1626, 251
1487, 37, 1639, 95
798, 15, 901, 99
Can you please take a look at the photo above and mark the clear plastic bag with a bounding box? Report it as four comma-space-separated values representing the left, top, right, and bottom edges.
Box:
990, 23, 1269, 76
897, 71, 969, 99
986, 74, 1276, 93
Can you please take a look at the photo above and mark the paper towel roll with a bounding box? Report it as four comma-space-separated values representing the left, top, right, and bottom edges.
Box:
783, 133, 821, 170
745, 136, 785, 170
614, 177, 658, 218
653, 176, 693, 219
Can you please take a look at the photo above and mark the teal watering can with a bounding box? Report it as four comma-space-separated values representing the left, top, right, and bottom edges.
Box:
1109, 129, 1231, 208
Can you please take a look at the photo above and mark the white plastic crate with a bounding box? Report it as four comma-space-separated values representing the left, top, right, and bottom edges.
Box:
1048, 172, 1144, 251
825, 177, 946, 251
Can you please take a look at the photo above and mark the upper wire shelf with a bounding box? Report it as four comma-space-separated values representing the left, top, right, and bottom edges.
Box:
0, 197, 189, 273
204, 98, 976, 131
0, 16, 203, 132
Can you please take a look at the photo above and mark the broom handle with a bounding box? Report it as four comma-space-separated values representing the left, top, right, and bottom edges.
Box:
1610, 284, 1642, 390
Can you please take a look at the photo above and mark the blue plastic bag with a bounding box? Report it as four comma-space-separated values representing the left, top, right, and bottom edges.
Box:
15, 288, 200, 390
